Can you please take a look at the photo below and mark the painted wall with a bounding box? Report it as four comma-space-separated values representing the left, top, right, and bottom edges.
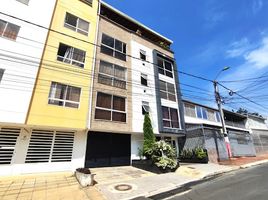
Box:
0, 0, 56, 123
27, 0, 98, 129
246, 116, 268, 130
131, 40, 159, 133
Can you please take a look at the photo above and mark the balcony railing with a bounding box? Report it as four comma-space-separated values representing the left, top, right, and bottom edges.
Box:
225, 120, 246, 129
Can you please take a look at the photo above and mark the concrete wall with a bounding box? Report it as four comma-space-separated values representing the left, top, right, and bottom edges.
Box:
0, 0, 55, 123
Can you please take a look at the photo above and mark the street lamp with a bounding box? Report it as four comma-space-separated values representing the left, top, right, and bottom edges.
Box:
213, 67, 232, 159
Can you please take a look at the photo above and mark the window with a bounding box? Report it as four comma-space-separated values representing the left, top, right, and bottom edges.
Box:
64, 13, 89, 36
79, 0, 92, 6
159, 80, 176, 102
0, 19, 20, 40
207, 109, 216, 121
162, 106, 179, 128
95, 92, 126, 122
142, 101, 150, 115
101, 34, 126, 61
48, 82, 81, 108
184, 103, 196, 117
215, 112, 221, 122
140, 50, 146, 61
16, 0, 29, 5
98, 60, 126, 89
57, 43, 86, 68
141, 73, 148, 86
196, 106, 208, 120
157, 57, 173, 78
0, 68, 4, 83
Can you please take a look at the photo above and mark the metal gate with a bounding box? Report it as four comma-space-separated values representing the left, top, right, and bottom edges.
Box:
0, 128, 20, 165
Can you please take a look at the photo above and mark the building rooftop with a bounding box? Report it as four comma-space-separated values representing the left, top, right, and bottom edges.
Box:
101, 1, 173, 49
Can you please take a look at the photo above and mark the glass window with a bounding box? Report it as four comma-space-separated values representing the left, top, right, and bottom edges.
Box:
159, 80, 176, 102
202, 108, 208, 119
65, 13, 90, 35
0, 19, 20, 40
79, 0, 93, 6
48, 82, 81, 108
142, 101, 150, 115
196, 106, 202, 118
162, 106, 180, 129
98, 60, 126, 89
0, 68, 5, 83
101, 34, 126, 61
184, 103, 196, 117
140, 50, 146, 61
95, 92, 126, 122
141, 74, 148, 86
157, 56, 173, 78
16, 0, 30, 5
215, 112, 221, 122
57, 43, 86, 68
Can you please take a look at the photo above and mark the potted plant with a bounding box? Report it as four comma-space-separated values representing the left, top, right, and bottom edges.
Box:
75, 168, 95, 187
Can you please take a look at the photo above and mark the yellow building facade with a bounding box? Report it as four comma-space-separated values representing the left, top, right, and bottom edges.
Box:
26, 0, 98, 129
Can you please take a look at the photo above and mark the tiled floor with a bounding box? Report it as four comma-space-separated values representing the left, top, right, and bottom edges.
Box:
0, 172, 105, 200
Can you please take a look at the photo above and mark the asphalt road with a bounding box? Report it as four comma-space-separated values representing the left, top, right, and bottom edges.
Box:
168, 163, 268, 200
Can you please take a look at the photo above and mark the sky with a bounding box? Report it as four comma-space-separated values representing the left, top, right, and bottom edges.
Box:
104, 0, 268, 116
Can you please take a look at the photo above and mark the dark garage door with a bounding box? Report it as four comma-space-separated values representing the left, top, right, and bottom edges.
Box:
85, 132, 131, 168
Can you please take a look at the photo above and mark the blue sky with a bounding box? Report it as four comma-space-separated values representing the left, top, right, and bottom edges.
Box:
104, 0, 268, 116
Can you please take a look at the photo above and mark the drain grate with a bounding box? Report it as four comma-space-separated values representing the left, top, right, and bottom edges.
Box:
114, 184, 132, 191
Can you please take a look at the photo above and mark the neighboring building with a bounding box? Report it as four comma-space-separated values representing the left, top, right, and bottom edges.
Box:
0, 0, 99, 175
182, 100, 256, 163
0, 0, 56, 175
85, 2, 185, 168
223, 110, 256, 157
246, 115, 268, 155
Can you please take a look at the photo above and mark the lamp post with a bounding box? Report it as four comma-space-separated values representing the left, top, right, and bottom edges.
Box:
213, 67, 232, 158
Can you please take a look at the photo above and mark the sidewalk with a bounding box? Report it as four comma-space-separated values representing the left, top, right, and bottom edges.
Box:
219, 153, 268, 166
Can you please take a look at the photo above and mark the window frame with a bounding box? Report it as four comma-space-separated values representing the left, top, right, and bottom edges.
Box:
142, 101, 150, 115
140, 50, 146, 61
79, 0, 93, 6
141, 73, 148, 86
48, 82, 81, 109
0, 19, 20, 41
64, 12, 90, 36
195, 106, 208, 120
159, 80, 176, 102
157, 57, 174, 78
0, 68, 5, 83
101, 33, 127, 61
16, 0, 30, 5
57, 43, 86, 68
95, 92, 127, 122
184, 102, 196, 117
162, 106, 180, 129
98, 60, 127, 89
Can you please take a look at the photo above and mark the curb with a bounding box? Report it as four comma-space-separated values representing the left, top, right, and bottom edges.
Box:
239, 159, 268, 169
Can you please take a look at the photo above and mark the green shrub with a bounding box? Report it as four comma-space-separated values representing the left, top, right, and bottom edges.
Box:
143, 113, 155, 159
151, 140, 178, 170
194, 147, 207, 159
180, 147, 208, 160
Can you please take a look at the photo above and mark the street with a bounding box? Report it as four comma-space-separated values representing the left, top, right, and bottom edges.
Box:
167, 163, 268, 200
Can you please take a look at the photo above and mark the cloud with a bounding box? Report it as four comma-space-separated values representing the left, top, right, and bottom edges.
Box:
245, 37, 268, 69
226, 38, 251, 58
252, 0, 263, 14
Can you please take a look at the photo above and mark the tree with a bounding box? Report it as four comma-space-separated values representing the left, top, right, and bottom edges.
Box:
236, 107, 263, 117
143, 113, 155, 158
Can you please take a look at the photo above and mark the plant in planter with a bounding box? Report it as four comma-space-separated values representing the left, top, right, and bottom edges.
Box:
75, 168, 95, 187
151, 140, 178, 172
179, 147, 208, 163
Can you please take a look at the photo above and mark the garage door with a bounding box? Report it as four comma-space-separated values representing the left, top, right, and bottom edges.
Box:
85, 132, 131, 168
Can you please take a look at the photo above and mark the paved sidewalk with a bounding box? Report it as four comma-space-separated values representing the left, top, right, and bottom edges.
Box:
219, 153, 268, 166
0, 172, 105, 200
95, 163, 233, 200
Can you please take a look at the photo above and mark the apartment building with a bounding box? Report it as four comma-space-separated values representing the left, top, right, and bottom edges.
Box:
0, 0, 56, 175
85, 2, 185, 167
183, 100, 256, 162
0, 0, 99, 175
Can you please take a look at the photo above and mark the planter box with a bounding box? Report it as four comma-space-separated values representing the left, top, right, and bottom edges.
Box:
179, 157, 209, 164
132, 159, 179, 174
75, 171, 95, 187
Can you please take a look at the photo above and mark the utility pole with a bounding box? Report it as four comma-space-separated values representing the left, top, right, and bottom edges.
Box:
213, 80, 232, 158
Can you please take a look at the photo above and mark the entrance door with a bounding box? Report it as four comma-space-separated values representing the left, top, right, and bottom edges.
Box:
85, 132, 131, 168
